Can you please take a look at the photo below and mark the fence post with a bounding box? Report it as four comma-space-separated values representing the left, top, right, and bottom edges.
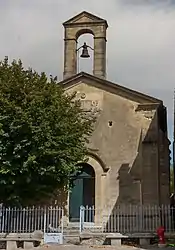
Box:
61, 208, 64, 235
43, 207, 47, 234
139, 205, 143, 232
79, 206, 85, 234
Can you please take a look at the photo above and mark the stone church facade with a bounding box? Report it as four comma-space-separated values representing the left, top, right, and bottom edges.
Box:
57, 11, 170, 224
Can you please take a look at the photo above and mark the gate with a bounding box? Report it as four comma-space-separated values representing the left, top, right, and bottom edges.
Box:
79, 205, 96, 233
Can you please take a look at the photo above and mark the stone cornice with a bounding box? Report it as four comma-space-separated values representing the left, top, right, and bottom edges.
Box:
135, 103, 160, 112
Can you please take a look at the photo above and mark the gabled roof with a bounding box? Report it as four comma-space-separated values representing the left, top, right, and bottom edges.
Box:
60, 72, 162, 105
63, 11, 108, 28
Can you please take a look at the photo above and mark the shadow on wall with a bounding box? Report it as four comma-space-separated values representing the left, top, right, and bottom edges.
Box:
104, 106, 170, 233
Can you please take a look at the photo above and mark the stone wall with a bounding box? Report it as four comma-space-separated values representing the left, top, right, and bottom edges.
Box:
63, 80, 170, 224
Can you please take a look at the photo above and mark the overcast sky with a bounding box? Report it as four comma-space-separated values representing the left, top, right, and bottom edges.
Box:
0, 0, 175, 144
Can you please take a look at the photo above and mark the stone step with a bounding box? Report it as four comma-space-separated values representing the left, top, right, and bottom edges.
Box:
63, 236, 80, 245
64, 230, 103, 235
63, 231, 80, 235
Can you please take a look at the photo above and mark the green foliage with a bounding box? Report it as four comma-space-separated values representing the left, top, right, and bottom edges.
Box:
0, 57, 95, 206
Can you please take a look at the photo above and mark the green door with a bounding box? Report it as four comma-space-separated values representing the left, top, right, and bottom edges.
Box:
69, 178, 83, 222
69, 164, 95, 222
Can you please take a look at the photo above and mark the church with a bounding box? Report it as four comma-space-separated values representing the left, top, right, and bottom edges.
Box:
58, 11, 170, 224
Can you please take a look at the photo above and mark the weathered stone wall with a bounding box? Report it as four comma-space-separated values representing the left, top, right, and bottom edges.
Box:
64, 80, 170, 224
135, 108, 160, 205
158, 129, 170, 204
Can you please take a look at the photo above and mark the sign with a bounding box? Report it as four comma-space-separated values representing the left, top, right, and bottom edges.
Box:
44, 233, 63, 245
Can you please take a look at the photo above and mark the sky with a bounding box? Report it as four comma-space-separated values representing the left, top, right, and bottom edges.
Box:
0, 0, 175, 147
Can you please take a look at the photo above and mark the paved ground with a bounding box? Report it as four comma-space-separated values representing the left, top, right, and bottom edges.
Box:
38, 245, 175, 250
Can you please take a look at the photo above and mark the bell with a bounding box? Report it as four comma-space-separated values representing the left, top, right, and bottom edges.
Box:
80, 42, 90, 58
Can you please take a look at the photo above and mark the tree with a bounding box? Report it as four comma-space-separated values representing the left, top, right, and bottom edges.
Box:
170, 166, 174, 194
0, 57, 95, 206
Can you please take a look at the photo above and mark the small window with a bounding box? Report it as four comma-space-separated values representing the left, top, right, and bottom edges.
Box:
108, 121, 113, 127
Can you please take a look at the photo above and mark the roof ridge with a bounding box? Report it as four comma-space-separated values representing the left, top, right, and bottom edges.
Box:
60, 72, 162, 105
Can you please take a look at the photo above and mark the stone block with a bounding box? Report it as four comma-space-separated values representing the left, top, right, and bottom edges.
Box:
110, 238, 121, 246
158, 243, 167, 248
32, 230, 43, 239
24, 241, 33, 249
6, 241, 17, 250
139, 238, 150, 246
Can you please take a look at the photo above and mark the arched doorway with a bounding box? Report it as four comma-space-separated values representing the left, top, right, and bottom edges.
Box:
69, 163, 95, 222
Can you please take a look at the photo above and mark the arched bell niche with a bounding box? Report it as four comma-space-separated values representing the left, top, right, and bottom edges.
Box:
77, 33, 94, 74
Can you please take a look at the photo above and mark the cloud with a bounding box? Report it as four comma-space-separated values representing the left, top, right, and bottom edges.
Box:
0, 0, 174, 140
118, 0, 175, 8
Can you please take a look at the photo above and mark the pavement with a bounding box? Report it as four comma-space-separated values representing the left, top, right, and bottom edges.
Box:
38, 245, 175, 250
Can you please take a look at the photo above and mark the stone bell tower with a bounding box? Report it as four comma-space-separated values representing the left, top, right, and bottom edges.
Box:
63, 11, 108, 79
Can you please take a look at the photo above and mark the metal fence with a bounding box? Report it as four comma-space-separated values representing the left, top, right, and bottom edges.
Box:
0, 206, 64, 234
1, 204, 174, 235
80, 205, 175, 234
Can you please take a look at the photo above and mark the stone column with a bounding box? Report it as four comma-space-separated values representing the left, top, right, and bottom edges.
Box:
63, 39, 77, 79
95, 171, 102, 225
93, 37, 106, 79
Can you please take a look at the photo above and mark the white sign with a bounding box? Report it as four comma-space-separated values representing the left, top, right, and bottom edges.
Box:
44, 233, 63, 245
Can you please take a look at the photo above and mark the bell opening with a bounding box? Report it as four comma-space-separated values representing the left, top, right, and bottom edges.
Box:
77, 34, 93, 74
80, 42, 90, 58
